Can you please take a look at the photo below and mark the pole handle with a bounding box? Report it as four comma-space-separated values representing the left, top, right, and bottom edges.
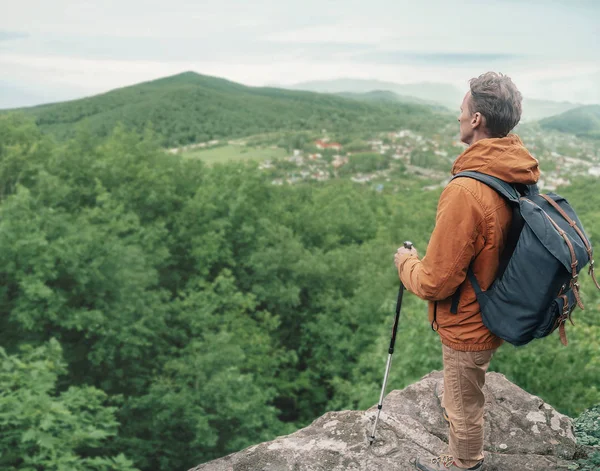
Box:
389, 241, 412, 352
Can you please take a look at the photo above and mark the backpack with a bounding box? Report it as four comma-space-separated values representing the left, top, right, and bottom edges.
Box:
451, 171, 600, 347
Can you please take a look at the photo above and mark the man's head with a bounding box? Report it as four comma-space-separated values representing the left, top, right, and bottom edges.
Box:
458, 72, 523, 145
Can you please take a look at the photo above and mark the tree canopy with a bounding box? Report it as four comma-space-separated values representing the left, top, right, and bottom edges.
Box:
0, 114, 598, 470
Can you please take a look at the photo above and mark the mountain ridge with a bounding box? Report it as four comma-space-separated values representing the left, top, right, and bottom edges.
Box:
287, 78, 585, 121
540, 104, 600, 139
4, 71, 452, 147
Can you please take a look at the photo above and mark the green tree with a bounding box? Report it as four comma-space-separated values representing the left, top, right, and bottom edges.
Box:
0, 339, 137, 471
339, 152, 390, 175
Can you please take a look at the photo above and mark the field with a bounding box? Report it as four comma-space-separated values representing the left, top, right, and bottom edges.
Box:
181, 144, 288, 163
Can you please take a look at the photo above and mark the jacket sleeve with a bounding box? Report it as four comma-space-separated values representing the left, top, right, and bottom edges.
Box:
398, 182, 486, 301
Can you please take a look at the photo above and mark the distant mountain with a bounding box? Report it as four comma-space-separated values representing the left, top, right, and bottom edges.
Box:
289, 79, 463, 111
290, 78, 584, 121
0, 81, 89, 109
334, 90, 446, 109
288, 78, 415, 94
7, 72, 452, 147
521, 98, 581, 122
539, 105, 600, 139
0, 82, 48, 109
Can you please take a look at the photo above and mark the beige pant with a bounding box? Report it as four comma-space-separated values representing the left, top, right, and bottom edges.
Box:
441, 344, 496, 469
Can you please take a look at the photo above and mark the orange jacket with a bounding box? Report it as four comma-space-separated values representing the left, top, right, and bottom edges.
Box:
398, 134, 540, 352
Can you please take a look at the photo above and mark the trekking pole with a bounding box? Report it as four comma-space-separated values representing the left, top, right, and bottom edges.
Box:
369, 240, 413, 445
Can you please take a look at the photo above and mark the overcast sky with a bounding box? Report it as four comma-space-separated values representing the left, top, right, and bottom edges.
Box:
1, 0, 599, 108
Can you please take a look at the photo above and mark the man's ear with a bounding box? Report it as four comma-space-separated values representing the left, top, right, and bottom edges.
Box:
472, 112, 486, 130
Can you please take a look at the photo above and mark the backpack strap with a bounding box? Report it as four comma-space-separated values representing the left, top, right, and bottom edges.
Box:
450, 284, 461, 314
538, 194, 600, 291
452, 171, 521, 204
520, 183, 540, 197
449, 171, 521, 306
467, 267, 482, 296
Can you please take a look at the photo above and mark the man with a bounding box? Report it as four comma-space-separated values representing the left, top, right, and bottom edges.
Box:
394, 72, 540, 471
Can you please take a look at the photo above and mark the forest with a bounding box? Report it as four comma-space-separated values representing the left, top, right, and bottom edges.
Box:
0, 113, 599, 470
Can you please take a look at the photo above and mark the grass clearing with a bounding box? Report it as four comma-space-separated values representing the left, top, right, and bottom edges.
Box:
181, 145, 288, 163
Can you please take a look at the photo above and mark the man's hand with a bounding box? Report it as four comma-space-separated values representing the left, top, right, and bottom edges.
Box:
395, 245, 418, 269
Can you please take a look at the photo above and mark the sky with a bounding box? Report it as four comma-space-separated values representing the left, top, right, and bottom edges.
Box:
1, 0, 599, 108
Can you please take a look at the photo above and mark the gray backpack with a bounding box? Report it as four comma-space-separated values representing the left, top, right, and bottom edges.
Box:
452, 171, 600, 346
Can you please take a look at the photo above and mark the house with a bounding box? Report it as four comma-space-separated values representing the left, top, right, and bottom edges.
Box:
351, 175, 372, 183
589, 167, 600, 177
315, 139, 342, 150
332, 155, 349, 169
311, 170, 329, 182
396, 130, 414, 139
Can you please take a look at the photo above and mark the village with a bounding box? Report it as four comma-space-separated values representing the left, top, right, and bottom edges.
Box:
519, 126, 600, 190
259, 126, 600, 192
170, 125, 600, 192
262, 130, 456, 188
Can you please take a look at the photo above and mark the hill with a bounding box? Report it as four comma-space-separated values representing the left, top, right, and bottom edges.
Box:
539, 105, 600, 139
521, 98, 581, 122
6, 72, 451, 147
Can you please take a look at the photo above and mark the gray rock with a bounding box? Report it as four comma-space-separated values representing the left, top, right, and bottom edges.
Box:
190, 371, 590, 471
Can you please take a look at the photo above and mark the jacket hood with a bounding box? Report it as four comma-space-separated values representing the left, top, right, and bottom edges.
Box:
451, 134, 540, 185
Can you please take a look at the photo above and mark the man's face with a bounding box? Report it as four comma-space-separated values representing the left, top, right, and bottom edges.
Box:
458, 92, 475, 145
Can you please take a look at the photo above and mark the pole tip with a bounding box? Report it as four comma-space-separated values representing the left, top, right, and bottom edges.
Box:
368, 436, 375, 445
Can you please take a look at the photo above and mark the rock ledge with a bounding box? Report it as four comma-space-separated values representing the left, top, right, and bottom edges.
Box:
191, 371, 589, 471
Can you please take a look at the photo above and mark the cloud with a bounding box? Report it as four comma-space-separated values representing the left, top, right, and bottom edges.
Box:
264, 24, 397, 45
2, 51, 597, 103
347, 51, 529, 66
0, 0, 598, 107
2, 33, 374, 63
526, 70, 600, 104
